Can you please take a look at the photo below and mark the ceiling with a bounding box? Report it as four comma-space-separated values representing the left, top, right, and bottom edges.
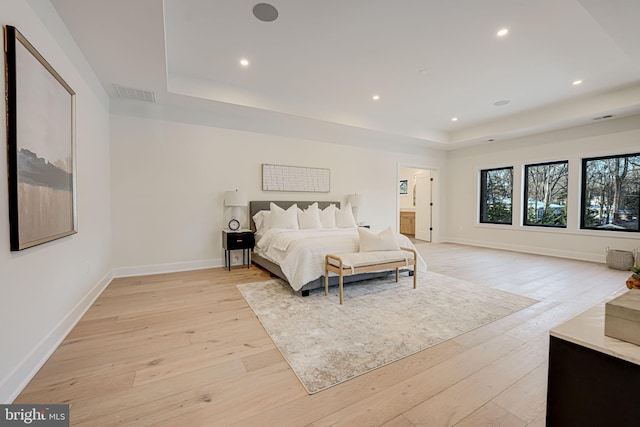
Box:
49, 0, 640, 150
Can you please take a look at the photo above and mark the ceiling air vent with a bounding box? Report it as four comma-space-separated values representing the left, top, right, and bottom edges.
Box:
592, 114, 615, 121
113, 84, 156, 103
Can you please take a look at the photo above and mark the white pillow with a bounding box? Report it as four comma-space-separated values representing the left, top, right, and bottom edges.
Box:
252, 210, 271, 233
269, 203, 299, 229
358, 227, 401, 252
298, 203, 323, 229
319, 204, 337, 228
336, 203, 357, 228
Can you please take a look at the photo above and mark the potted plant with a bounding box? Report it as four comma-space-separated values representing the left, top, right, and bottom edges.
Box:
626, 265, 640, 290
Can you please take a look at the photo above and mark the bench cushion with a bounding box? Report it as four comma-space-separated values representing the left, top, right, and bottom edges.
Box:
328, 250, 414, 270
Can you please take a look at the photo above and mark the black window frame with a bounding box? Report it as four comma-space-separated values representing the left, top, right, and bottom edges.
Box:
479, 166, 513, 225
581, 152, 640, 233
523, 160, 568, 228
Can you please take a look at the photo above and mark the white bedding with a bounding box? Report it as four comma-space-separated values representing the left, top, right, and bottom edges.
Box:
254, 228, 427, 291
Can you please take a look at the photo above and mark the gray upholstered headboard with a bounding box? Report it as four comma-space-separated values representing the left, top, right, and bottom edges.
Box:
249, 200, 341, 231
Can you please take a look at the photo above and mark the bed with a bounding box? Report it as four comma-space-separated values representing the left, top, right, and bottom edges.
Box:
249, 200, 427, 295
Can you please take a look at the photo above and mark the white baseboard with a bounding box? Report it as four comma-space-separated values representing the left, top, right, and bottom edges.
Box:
0, 252, 270, 402
1, 257, 230, 402
112, 258, 225, 278
1, 270, 114, 403
441, 236, 605, 263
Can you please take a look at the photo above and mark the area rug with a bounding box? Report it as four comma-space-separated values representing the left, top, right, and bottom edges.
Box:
237, 271, 537, 394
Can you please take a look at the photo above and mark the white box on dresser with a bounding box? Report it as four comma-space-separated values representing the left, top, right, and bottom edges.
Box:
605, 290, 640, 346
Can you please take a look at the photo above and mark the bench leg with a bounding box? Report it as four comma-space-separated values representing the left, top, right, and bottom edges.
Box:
339, 272, 343, 305
324, 266, 329, 296
413, 266, 417, 289
395, 268, 399, 282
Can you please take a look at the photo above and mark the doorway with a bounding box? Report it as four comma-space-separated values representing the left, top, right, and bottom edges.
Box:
399, 166, 435, 242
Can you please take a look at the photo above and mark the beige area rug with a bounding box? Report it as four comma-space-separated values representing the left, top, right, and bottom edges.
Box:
237, 272, 537, 394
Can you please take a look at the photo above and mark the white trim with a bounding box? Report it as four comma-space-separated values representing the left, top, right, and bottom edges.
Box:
112, 258, 223, 278
1, 257, 231, 402
473, 222, 640, 240
397, 162, 440, 243
0, 271, 113, 403
442, 236, 604, 263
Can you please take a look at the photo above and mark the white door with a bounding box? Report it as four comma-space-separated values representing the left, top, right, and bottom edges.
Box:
414, 172, 432, 242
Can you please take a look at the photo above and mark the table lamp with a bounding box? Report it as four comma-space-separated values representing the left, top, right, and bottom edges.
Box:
224, 190, 248, 230
347, 193, 364, 224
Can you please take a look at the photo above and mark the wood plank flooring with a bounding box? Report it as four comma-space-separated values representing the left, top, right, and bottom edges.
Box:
14, 243, 631, 426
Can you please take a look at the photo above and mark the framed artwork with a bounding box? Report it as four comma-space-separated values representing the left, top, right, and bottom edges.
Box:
399, 180, 408, 195
5, 26, 77, 251
262, 164, 330, 192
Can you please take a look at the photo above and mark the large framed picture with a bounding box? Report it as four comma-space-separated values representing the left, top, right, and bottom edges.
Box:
4, 26, 77, 251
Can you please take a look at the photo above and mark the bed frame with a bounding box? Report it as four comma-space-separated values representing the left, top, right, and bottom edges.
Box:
249, 200, 391, 296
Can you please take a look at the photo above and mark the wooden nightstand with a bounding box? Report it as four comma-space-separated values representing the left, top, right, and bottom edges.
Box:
222, 230, 255, 271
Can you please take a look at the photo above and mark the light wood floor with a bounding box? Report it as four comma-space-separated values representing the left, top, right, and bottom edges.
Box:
15, 243, 631, 426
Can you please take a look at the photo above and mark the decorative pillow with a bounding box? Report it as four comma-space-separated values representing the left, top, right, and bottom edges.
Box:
319, 204, 337, 228
335, 203, 357, 228
252, 210, 271, 233
358, 227, 401, 252
298, 203, 323, 229
269, 203, 299, 229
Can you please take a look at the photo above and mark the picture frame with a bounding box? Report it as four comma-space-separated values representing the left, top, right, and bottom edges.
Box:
4, 26, 77, 251
399, 179, 408, 195
262, 164, 330, 192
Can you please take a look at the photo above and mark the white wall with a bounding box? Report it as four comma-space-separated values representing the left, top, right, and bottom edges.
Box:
0, 0, 112, 402
443, 114, 640, 262
109, 104, 446, 275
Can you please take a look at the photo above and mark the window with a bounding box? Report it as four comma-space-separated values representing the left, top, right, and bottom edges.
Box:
581, 153, 640, 232
480, 167, 513, 224
524, 161, 568, 227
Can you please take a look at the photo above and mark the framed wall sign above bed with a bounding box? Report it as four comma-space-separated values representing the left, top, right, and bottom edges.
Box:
262, 164, 330, 192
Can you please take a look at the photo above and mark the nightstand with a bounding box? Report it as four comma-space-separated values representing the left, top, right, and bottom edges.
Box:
222, 230, 255, 271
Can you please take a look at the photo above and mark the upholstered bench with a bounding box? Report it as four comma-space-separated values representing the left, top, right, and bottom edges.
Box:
324, 247, 417, 304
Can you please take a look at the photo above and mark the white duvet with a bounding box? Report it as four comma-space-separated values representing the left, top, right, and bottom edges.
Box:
254, 228, 427, 291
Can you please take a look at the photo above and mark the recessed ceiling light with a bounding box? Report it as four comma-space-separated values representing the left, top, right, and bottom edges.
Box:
572, 80, 583, 86
451, 117, 458, 122
372, 95, 380, 101
497, 28, 509, 37
494, 99, 510, 106
240, 58, 249, 67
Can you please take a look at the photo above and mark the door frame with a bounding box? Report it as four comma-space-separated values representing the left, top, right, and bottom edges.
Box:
397, 163, 440, 243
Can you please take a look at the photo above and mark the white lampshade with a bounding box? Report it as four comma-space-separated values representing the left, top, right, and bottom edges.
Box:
347, 193, 364, 224
224, 190, 248, 207
347, 193, 364, 207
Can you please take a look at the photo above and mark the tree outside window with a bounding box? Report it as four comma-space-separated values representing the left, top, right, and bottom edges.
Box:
581, 153, 640, 232
524, 161, 568, 227
480, 167, 513, 224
